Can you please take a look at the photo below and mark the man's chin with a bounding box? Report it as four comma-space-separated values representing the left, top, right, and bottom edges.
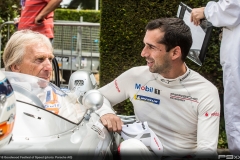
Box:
148, 66, 154, 73
45, 77, 51, 82
39, 76, 50, 81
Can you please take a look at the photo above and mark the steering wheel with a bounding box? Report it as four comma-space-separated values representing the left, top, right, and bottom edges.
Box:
11, 83, 45, 109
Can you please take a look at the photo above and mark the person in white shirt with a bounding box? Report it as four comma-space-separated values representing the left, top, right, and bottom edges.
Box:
191, 0, 240, 155
95, 18, 220, 158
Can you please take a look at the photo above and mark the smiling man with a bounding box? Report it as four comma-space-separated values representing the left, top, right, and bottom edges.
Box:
3, 29, 53, 81
96, 18, 220, 159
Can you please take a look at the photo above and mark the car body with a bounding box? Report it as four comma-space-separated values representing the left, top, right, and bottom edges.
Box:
0, 71, 16, 149
0, 71, 121, 159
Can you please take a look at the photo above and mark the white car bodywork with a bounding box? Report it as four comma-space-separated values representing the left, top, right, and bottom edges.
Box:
0, 71, 16, 149
0, 71, 120, 158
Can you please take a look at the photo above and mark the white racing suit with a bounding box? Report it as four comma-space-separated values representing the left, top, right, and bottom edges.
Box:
204, 0, 240, 155
96, 65, 220, 158
11, 80, 86, 124
36, 86, 86, 123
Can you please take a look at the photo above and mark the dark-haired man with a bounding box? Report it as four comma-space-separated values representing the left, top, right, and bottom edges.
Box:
96, 18, 220, 159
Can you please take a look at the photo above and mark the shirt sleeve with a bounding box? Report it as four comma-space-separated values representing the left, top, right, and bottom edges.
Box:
95, 69, 134, 116
205, 0, 240, 27
195, 86, 220, 157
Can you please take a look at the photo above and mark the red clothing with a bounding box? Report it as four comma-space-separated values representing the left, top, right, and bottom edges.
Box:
18, 0, 54, 38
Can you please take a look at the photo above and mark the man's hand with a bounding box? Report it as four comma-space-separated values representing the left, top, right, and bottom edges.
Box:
191, 7, 205, 26
34, 0, 62, 25
100, 113, 123, 133
35, 16, 44, 25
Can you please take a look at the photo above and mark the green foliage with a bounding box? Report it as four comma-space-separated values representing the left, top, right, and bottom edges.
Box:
218, 117, 228, 148
0, 0, 20, 23
115, 99, 134, 115
100, 0, 226, 148
54, 9, 100, 22
0, 0, 20, 67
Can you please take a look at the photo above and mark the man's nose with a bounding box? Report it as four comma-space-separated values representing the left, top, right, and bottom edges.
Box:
141, 46, 148, 57
43, 59, 53, 70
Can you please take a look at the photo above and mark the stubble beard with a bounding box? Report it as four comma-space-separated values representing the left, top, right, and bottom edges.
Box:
149, 55, 171, 75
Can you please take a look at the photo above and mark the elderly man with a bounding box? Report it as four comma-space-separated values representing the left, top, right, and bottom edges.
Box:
3, 30, 53, 81
3, 29, 85, 123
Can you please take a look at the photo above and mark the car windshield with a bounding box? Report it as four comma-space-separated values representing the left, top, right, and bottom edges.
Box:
4, 71, 86, 124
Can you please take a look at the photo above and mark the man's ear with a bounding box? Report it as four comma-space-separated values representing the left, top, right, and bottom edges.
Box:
171, 46, 181, 60
10, 64, 20, 72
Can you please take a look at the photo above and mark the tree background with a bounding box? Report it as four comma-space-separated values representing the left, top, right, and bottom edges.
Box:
0, 0, 20, 24
0, 0, 21, 67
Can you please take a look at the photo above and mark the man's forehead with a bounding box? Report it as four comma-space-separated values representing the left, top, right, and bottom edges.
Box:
26, 42, 52, 49
25, 43, 53, 54
144, 29, 164, 43
35, 52, 54, 58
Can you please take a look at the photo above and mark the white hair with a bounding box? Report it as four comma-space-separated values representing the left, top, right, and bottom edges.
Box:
3, 29, 53, 71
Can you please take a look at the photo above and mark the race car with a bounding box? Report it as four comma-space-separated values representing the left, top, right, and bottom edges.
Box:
0, 71, 16, 149
0, 70, 121, 159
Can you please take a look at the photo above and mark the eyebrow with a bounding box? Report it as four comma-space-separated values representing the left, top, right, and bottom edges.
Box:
35, 53, 54, 58
146, 43, 157, 49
